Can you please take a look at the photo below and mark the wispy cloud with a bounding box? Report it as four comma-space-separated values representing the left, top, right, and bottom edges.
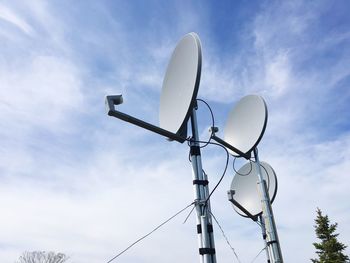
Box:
0, 4, 34, 35
0, 56, 83, 132
1, 0, 350, 262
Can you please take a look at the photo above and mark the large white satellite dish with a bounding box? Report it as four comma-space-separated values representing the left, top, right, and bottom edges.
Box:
106, 33, 202, 142
159, 32, 201, 136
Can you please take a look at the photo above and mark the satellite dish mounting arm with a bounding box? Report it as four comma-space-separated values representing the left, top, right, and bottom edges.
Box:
210, 132, 251, 159
105, 95, 186, 143
227, 190, 258, 221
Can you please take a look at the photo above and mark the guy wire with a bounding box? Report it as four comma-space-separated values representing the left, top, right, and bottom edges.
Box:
210, 211, 241, 263
106, 202, 194, 263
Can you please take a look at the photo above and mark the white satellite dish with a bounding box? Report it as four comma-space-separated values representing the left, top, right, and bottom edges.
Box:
230, 161, 277, 218
224, 95, 267, 156
159, 32, 202, 136
106, 33, 202, 142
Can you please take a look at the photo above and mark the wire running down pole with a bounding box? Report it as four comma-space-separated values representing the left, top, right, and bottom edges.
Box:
253, 148, 283, 263
259, 215, 272, 263
190, 106, 217, 263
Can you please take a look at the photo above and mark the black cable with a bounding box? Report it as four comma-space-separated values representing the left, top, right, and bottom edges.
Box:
260, 163, 270, 190
203, 141, 230, 207
186, 98, 215, 160
106, 202, 194, 263
250, 160, 271, 190
233, 157, 253, 176
210, 211, 241, 263
185, 138, 230, 207
196, 99, 215, 148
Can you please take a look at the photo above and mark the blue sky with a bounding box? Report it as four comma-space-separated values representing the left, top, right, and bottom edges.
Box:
1, 0, 350, 262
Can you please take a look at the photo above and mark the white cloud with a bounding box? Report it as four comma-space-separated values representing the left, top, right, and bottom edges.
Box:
0, 4, 34, 35
264, 51, 291, 96
0, 56, 83, 129
0, 149, 197, 262
200, 59, 240, 102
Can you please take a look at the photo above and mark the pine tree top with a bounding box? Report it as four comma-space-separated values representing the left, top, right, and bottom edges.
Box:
311, 208, 349, 263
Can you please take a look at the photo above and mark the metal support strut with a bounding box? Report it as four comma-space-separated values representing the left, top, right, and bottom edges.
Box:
254, 148, 283, 263
190, 107, 217, 263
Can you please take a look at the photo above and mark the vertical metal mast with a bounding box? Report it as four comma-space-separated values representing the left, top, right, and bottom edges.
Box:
259, 214, 272, 263
190, 106, 217, 263
254, 148, 283, 263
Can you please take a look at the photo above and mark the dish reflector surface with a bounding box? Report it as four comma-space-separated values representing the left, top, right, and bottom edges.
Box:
230, 161, 277, 218
224, 95, 267, 156
159, 33, 202, 135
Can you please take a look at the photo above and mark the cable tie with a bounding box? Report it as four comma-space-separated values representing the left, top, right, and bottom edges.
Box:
190, 146, 201, 156
193, 179, 209, 186
197, 224, 213, 234
199, 248, 216, 255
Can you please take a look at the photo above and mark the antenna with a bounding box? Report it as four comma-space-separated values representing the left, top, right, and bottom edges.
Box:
105, 32, 285, 263
213, 95, 267, 157
159, 33, 201, 137
228, 161, 278, 262
106, 32, 216, 263
212, 95, 283, 263
228, 161, 277, 219
225, 95, 267, 155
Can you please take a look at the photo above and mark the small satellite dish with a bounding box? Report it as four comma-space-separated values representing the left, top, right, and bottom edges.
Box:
230, 161, 277, 218
159, 32, 202, 136
224, 95, 267, 156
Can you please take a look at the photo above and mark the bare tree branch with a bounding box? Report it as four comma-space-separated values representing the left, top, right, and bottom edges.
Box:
16, 251, 69, 263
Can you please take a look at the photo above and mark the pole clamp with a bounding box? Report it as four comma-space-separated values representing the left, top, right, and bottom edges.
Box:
193, 179, 209, 186
199, 248, 216, 255
197, 224, 213, 234
267, 240, 278, 245
190, 146, 201, 156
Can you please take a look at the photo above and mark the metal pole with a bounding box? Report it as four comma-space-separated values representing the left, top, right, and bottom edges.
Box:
259, 214, 272, 263
253, 148, 283, 263
190, 106, 216, 263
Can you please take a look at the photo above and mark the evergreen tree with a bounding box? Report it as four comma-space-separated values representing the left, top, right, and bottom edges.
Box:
311, 208, 349, 263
